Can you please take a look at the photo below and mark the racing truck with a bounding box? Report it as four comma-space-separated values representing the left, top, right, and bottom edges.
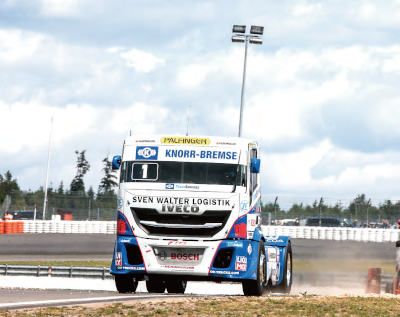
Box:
110, 135, 292, 296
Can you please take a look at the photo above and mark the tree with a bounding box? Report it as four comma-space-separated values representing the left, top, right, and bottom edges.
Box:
98, 157, 118, 196
0, 171, 20, 205
87, 186, 95, 200
57, 181, 64, 195
70, 150, 90, 194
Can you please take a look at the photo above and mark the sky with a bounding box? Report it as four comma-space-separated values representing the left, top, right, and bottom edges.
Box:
1, 0, 400, 208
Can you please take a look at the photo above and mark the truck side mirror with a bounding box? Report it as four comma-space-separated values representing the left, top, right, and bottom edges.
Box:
112, 155, 122, 170
250, 157, 261, 173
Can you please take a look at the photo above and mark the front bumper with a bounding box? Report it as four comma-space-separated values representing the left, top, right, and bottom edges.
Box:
110, 235, 260, 281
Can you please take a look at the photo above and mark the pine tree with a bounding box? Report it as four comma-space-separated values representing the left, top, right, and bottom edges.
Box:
57, 181, 64, 195
0, 171, 20, 204
87, 186, 95, 200
70, 150, 90, 194
98, 157, 118, 196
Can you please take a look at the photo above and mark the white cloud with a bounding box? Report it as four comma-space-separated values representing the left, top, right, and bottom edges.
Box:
40, 0, 80, 17
176, 63, 210, 89
291, 2, 322, 16
0, 29, 44, 63
263, 140, 400, 201
119, 49, 165, 73
0, 101, 98, 154
109, 102, 169, 134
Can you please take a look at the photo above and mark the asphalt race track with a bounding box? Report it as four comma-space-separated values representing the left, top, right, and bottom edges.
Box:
0, 233, 396, 261
0, 234, 397, 309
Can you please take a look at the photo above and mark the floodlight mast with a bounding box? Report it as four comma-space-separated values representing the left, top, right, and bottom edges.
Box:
232, 25, 263, 137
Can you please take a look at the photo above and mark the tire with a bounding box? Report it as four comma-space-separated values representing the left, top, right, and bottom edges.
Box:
242, 240, 266, 296
166, 279, 187, 294
115, 275, 138, 293
274, 243, 293, 294
146, 278, 166, 293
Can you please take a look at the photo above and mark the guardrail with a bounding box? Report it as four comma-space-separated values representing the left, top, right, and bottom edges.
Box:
1, 220, 399, 243
0, 264, 113, 279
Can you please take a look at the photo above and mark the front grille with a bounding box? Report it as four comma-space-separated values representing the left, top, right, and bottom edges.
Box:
131, 207, 231, 237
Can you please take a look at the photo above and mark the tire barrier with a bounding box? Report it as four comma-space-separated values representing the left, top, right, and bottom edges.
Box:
0, 221, 24, 234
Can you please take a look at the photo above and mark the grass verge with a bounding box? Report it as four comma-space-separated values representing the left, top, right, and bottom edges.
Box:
2, 296, 400, 317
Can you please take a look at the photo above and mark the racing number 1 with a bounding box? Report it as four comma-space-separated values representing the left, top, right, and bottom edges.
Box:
142, 164, 148, 179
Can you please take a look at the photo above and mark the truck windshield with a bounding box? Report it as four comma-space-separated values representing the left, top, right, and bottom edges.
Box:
120, 161, 246, 186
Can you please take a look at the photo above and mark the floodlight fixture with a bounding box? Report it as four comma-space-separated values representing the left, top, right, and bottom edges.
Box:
249, 37, 263, 45
250, 25, 264, 35
232, 25, 246, 33
231, 24, 264, 137
232, 35, 245, 43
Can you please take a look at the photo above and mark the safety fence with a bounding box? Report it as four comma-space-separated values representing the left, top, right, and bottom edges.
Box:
0, 264, 112, 279
262, 226, 400, 243
1, 221, 399, 242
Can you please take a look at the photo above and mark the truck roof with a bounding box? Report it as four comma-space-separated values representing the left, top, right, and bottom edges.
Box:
124, 135, 258, 148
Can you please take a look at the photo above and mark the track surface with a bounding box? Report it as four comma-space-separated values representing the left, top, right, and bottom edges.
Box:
0, 233, 395, 261
0, 234, 396, 309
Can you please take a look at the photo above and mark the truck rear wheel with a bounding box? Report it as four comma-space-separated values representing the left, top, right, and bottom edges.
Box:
146, 278, 166, 293
115, 275, 138, 293
274, 243, 293, 294
166, 279, 187, 294
242, 240, 266, 296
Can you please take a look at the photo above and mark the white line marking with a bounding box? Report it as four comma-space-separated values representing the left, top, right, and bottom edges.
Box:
0, 294, 182, 309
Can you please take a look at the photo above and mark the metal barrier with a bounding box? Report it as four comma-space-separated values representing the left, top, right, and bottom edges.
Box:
21, 220, 116, 235
262, 226, 400, 242
0, 264, 112, 279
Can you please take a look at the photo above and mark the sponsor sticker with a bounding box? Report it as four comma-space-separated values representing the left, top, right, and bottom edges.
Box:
226, 241, 244, 248
247, 244, 252, 255
165, 183, 174, 189
115, 252, 122, 266
235, 256, 247, 271
240, 200, 249, 212
164, 148, 238, 160
136, 146, 158, 160
210, 269, 240, 275
167, 240, 188, 246
155, 247, 203, 266
161, 136, 210, 145
123, 266, 145, 271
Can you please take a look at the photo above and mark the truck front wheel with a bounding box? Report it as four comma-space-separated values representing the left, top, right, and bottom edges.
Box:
166, 279, 187, 294
115, 275, 138, 293
242, 240, 266, 296
146, 278, 166, 293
